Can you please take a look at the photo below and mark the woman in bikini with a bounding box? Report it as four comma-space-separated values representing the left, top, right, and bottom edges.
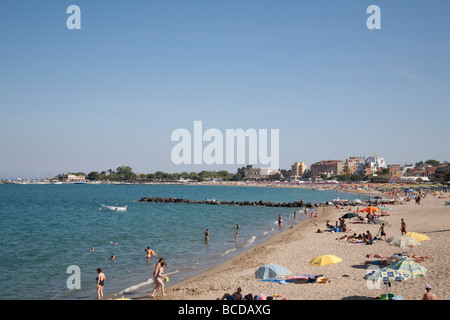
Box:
151, 262, 167, 297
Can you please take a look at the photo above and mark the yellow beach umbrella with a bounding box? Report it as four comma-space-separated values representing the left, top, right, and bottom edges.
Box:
310, 255, 343, 266
405, 232, 430, 243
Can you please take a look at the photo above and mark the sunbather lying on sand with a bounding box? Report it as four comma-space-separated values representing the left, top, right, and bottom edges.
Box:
361, 260, 389, 266
366, 253, 428, 263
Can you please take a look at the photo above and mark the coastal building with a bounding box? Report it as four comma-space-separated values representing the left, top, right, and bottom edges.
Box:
387, 164, 402, 179
432, 164, 450, 181
344, 157, 365, 175
244, 165, 283, 180
401, 164, 414, 175
356, 155, 386, 176
62, 173, 86, 183
310, 160, 344, 178
290, 162, 307, 179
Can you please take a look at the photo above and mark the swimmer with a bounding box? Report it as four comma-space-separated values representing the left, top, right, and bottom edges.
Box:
145, 246, 155, 258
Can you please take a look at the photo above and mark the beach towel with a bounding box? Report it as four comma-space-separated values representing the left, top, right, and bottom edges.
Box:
258, 279, 290, 285
347, 242, 366, 246
287, 274, 318, 280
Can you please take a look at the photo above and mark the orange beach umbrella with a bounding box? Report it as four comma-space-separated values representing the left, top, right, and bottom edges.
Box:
357, 206, 380, 213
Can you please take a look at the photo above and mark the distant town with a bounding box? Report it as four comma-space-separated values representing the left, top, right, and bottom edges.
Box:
2, 155, 449, 186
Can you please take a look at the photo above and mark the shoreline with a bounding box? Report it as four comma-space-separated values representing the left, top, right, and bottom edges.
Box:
132, 192, 450, 300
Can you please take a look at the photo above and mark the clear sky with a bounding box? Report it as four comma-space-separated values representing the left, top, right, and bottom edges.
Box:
0, 0, 449, 179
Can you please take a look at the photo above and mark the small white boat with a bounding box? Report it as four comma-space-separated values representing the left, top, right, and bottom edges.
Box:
369, 197, 395, 205
101, 204, 127, 212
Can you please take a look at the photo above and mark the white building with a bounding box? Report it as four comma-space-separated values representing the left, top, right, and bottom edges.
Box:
356, 155, 387, 176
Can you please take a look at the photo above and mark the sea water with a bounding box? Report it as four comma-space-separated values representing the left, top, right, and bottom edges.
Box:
0, 184, 364, 300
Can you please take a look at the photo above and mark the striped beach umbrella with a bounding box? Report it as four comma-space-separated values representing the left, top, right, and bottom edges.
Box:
255, 264, 291, 280
364, 267, 409, 283
364, 267, 409, 299
389, 257, 427, 279
404, 232, 430, 243
386, 236, 420, 249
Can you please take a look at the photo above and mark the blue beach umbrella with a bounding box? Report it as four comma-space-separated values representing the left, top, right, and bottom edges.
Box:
255, 264, 291, 297
255, 264, 291, 280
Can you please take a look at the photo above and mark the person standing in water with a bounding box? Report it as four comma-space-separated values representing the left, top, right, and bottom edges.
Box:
278, 214, 284, 231
96, 268, 106, 299
205, 229, 210, 242
145, 246, 155, 258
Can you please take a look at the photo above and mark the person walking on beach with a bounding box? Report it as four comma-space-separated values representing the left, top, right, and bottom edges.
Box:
378, 223, 387, 241
96, 268, 106, 299
401, 219, 407, 235
151, 262, 168, 298
153, 258, 165, 280
422, 285, 437, 300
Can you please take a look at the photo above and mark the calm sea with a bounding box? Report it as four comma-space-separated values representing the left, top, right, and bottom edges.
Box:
0, 184, 364, 300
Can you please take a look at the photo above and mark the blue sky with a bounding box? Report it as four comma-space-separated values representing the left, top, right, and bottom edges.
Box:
0, 0, 449, 178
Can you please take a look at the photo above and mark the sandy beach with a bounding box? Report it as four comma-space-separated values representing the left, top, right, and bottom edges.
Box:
138, 192, 450, 301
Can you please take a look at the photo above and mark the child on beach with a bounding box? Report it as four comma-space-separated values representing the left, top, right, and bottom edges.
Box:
401, 219, 407, 235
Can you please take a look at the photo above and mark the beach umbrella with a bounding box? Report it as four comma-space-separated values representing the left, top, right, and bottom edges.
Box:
389, 257, 427, 279
357, 206, 380, 213
309, 255, 343, 266
388, 257, 427, 299
404, 232, 430, 243
255, 264, 291, 297
364, 267, 409, 282
386, 236, 420, 249
341, 212, 358, 219
364, 267, 409, 299
255, 264, 292, 280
